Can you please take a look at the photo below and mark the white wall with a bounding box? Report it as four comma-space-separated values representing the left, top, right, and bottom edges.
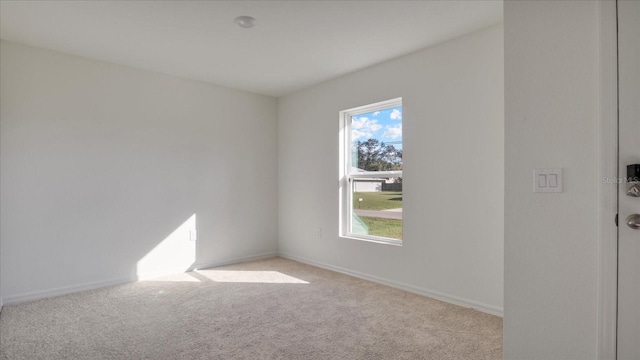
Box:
0, 234, 2, 310
0, 41, 278, 303
278, 25, 504, 314
504, 1, 600, 359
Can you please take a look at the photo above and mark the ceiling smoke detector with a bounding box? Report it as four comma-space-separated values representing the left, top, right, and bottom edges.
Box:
234, 16, 256, 29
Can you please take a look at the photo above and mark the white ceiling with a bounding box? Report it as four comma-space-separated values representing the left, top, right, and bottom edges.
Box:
0, 0, 503, 97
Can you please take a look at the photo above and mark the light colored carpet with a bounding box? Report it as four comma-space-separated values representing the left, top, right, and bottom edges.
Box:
0, 257, 502, 359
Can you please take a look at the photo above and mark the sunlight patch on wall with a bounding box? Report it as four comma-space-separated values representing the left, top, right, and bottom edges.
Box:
136, 214, 197, 279
196, 270, 309, 284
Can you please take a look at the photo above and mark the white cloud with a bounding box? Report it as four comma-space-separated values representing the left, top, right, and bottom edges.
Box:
351, 116, 382, 140
382, 124, 402, 140
372, 111, 380, 116
390, 109, 402, 120
351, 129, 367, 140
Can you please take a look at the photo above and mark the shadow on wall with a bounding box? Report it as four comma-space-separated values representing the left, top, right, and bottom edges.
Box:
136, 213, 197, 279
0, 40, 278, 303
135, 213, 309, 284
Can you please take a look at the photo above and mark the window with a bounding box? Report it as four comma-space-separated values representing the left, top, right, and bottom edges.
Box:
340, 98, 402, 245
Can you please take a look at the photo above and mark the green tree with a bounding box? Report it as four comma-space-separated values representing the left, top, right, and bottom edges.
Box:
354, 139, 402, 172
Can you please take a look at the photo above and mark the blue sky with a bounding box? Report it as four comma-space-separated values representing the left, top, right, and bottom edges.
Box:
351, 106, 402, 147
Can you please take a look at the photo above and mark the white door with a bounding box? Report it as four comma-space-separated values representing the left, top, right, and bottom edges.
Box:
618, 1, 640, 359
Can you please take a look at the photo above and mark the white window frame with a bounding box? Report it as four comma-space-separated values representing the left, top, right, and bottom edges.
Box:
339, 97, 403, 246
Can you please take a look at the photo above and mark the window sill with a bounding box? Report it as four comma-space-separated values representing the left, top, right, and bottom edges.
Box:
340, 235, 402, 247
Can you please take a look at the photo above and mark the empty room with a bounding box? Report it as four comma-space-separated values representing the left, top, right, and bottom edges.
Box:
1, 1, 638, 359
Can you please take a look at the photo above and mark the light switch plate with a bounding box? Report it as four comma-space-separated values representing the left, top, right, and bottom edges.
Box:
534, 168, 563, 193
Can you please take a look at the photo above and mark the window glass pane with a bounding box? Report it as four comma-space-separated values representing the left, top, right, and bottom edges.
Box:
350, 107, 402, 173
351, 177, 402, 240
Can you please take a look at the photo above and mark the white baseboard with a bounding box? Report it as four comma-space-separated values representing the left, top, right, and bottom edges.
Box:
2, 251, 278, 305
192, 251, 278, 271
278, 252, 503, 317
134, 251, 279, 281
1, 250, 502, 318
2, 276, 134, 306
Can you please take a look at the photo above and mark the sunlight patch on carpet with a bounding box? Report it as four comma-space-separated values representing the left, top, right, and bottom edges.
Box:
196, 270, 309, 284
142, 273, 201, 282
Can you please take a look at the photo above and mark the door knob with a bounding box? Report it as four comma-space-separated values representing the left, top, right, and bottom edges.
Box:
626, 214, 640, 229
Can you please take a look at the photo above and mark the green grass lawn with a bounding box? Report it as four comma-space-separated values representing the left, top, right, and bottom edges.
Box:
353, 191, 402, 210
358, 216, 402, 240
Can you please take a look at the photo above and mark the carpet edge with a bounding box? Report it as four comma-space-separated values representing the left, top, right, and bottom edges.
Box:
2, 251, 278, 305
278, 251, 504, 317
